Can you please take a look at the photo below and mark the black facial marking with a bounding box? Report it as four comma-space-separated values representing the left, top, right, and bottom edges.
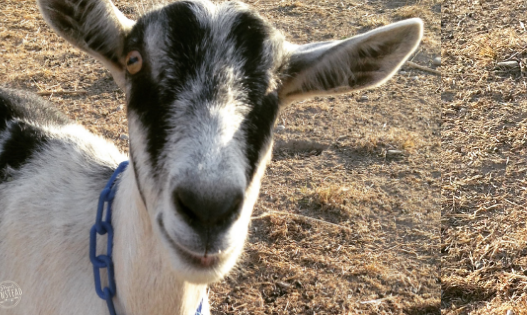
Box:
125, 23, 166, 174
243, 93, 280, 180
226, 7, 281, 179
0, 121, 49, 182
228, 10, 270, 103
163, 2, 211, 94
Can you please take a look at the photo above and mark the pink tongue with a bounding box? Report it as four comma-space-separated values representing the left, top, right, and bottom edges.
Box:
201, 256, 214, 266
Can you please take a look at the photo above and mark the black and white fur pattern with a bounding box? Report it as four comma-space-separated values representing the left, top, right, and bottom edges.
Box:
0, 0, 423, 314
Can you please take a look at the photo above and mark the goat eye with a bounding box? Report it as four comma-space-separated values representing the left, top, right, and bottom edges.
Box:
125, 51, 143, 75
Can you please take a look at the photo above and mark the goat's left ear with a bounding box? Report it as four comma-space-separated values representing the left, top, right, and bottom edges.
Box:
278, 18, 423, 104
37, 0, 135, 89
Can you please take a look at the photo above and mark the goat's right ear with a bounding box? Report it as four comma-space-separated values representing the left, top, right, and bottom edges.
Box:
278, 18, 423, 105
37, 0, 135, 89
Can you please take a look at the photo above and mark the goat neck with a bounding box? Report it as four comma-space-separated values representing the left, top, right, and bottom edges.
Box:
111, 165, 207, 315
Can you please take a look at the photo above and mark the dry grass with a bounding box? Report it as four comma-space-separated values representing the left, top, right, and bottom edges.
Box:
442, 0, 527, 314
0, 0, 440, 314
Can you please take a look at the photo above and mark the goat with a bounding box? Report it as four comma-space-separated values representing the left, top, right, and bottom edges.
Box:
0, 0, 423, 314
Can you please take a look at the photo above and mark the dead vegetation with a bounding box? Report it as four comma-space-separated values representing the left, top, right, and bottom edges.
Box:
442, 0, 527, 314
0, 0, 440, 314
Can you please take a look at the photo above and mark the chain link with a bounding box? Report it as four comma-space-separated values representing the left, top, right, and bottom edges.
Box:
89, 161, 129, 315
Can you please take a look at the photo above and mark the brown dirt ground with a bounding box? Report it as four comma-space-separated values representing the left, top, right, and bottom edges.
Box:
442, 1, 527, 314
0, 0, 441, 314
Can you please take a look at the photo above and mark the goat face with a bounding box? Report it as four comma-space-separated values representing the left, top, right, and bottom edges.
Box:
38, 0, 423, 284
124, 1, 284, 283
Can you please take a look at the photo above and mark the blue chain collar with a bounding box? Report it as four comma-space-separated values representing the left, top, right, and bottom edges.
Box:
89, 161, 204, 315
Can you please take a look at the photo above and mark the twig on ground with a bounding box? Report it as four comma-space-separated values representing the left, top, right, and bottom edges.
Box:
503, 272, 527, 280
360, 296, 395, 304
252, 207, 354, 233
37, 90, 88, 96
406, 61, 441, 75
504, 199, 521, 207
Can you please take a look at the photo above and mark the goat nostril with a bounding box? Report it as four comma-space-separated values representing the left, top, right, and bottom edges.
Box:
173, 190, 199, 224
218, 195, 242, 225
172, 187, 244, 226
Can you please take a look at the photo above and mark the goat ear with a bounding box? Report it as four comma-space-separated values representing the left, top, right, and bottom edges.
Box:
278, 18, 423, 104
37, 0, 135, 89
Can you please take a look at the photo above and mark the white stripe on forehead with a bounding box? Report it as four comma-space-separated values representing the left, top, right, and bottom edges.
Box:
163, 87, 250, 185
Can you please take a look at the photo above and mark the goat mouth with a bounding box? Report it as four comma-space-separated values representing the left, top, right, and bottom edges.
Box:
158, 216, 220, 269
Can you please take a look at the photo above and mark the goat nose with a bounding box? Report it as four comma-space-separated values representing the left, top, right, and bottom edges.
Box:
172, 187, 244, 226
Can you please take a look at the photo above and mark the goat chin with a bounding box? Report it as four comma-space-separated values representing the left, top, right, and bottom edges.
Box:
154, 214, 247, 284
167, 242, 245, 285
